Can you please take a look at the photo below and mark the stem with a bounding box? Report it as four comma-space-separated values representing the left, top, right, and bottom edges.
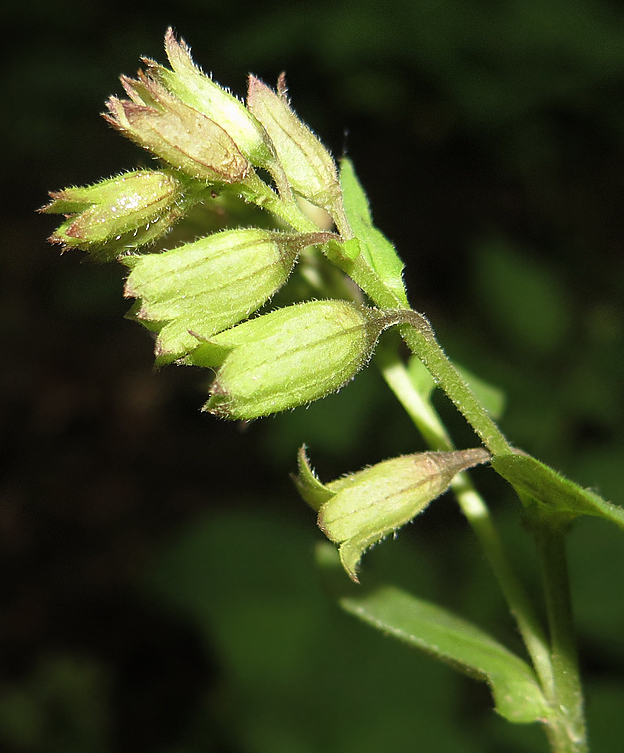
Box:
377, 346, 554, 697
232, 171, 322, 233
375, 345, 452, 452
397, 314, 513, 456
323, 201, 587, 750
535, 521, 588, 753
329, 251, 513, 454
310, 237, 586, 750
323, 229, 511, 453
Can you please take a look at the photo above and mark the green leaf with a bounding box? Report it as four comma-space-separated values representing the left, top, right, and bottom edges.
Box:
492, 451, 624, 531
473, 240, 572, 354
339, 157, 408, 306
316, 543, 548, 725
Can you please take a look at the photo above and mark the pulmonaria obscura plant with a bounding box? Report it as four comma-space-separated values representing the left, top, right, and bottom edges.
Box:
43, 29, 624, 753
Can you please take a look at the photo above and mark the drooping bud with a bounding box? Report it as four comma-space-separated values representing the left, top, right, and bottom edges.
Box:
124, 229, 334, 364
41, 169, 200, 261
104, 73, 250, 183
187, 300, 390, 420
142, 28, 274, 168
297, 447, 491, 581
247, 75, 342, 214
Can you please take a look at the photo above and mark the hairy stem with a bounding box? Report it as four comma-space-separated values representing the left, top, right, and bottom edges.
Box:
233, 171, 322, 233
396, 312, 514, 456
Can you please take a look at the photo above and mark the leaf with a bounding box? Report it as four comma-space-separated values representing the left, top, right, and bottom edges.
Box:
316, 543, 548, 725
473, 240, 572, 354
492, 451, 624, 531
339, 157, 408, 306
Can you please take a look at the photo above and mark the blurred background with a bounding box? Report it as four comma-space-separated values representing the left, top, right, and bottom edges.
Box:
2, 0, 624, 751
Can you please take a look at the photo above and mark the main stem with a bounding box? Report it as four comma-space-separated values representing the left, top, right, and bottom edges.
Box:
535, 521, 588, 753
377, 337, 588, 752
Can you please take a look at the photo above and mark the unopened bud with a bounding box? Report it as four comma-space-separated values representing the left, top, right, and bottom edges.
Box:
247, 75, 341, 213
298, 447, 491, 581
144, 28, 274, 168
125, 229, 334, 364
188, 300, 388, 420
104, 73, 250, 183
41, 169, 198, 260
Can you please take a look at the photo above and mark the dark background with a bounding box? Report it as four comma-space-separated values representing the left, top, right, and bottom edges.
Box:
2, 0, 624, 751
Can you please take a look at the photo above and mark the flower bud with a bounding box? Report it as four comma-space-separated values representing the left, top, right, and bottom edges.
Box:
41, 169, 198, 261
247, 75, 342, 213
187, 300, 388, 420
144, 28, 273, 168
298, 447, 491, 581
125, 229, 334, 364
104, 73, 250, 183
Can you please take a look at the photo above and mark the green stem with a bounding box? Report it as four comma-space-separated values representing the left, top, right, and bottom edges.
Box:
377, 346, 554, 697
320, 249, 505, 450
233, 171, 322, 233
534, 521, 588, 753
326, 252, 513, 454
397, 313, 514, 456
327, 211, 584, 752
374, 344, 452, 452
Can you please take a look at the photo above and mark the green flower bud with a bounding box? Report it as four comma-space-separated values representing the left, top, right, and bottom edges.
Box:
297, 447, 491, 581
247, 75, 342, 214
143, 28, 273, 168
187, 300, 389, 420
104, 73, 250, 183
41, 169, 198, 261
125, 229, 334, 364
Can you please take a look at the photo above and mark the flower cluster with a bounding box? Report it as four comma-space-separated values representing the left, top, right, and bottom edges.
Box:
43, 28, 394, 419
44, 29, 497, 581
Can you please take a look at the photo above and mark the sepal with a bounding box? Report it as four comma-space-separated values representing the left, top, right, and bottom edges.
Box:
145, 29, 274, 168
187, 300, 390, 419
125, 229, 333, 363
247, 75, 342, 216
104, 73, 250, 183
292, 446, 334, 512
41, 169, 199, 261
310, 448, 491, 581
